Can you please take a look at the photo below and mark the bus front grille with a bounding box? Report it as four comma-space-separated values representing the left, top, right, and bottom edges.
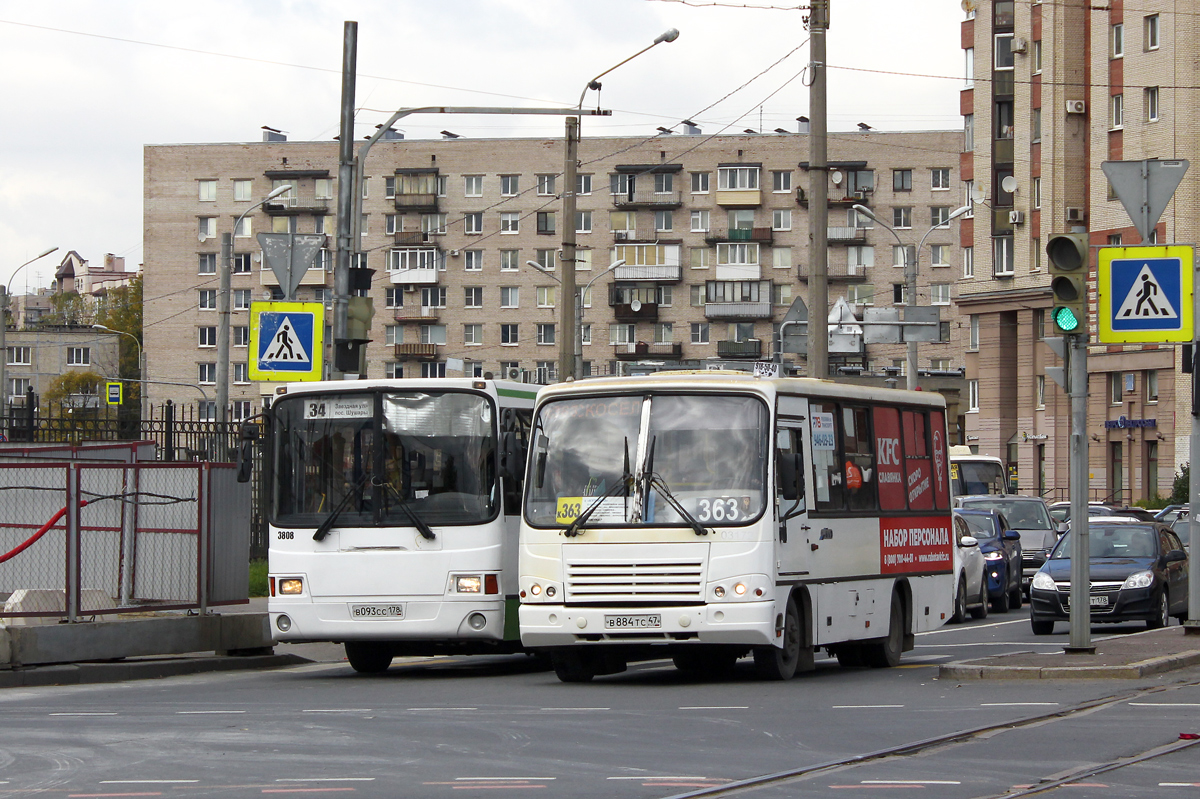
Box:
562, 543, 709, 603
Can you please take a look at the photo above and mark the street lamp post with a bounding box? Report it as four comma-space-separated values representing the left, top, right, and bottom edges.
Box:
852, 204, 970, 389
93, 323, 145, 431
217, 185, 292, 430
528, 259, 624, 380
0, 246, 58, 423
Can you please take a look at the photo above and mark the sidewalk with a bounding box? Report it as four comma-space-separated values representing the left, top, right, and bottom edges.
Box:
940, 624, 1200, 680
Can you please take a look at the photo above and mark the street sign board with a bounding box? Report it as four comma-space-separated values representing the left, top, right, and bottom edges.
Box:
105, 382, 122, 405
249, 301, 325, 381
257, 233, 326, 300
1097, 245, 1194, 343
1101, 159, 1189, 243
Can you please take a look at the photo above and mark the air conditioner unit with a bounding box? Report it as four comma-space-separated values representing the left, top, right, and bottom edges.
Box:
449, 249, 460, 257
1008, 210, 1025, 224
1065, 207, 1086, 223
506, 367, 520, 380
1065, 100, 1087, 114
853, 191, 868, 201
614, 231, 630, 241
1011, 37, 1027, 54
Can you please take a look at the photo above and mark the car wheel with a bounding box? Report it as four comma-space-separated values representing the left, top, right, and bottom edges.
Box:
754, 595, 802, 680
1030, 619, 1055, 636
344, 641, 393, 674
1008, 579, 1023, 611
970, 574, 989, 619
1147, 591, 1170, 630
992, 582, 1010, 614
865, 594, 904, 668
951, 576, 967, 624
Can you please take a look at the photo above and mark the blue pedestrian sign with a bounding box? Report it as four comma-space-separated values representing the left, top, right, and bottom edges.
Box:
249, 302, 325, 381
1097, 246, 1194, 343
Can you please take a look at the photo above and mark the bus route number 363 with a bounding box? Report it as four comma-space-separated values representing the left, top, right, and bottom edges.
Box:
695, 496, 748, 522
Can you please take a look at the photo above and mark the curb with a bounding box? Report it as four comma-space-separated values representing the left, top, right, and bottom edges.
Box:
940, 649, 1200, 680
0, 653, 311, 689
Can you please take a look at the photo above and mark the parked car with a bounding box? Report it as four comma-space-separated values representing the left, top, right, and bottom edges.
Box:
1028, 519, 1190, 635
950, 513, 989, 623
1154, 504, 1188, 523
955, 508, 1023, 612
1047, 501, 1124, 523
956, 495, 1063, 596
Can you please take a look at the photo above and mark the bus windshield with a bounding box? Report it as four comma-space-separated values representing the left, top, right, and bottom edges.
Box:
525, 393, 768, 528
272, 390, 497, 528
952, 459, 1007, 496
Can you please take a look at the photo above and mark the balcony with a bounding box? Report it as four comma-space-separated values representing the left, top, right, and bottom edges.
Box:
614, 342, 683, 361
611, 188, 684, 209
704, 228, 773, 246
393, 168, 440, 213
613, 264, 682, 282
394, 343, 439, 360
394, 231, 431, 246
797, 262, 868, 282
260, 265, 329, 288
717, 340, 762, 359
263, 197, 333, 215
827, 226, 867, 243
388, 267, 440, 286
715, 188, 762, 207
705, 301, 773, 320
714, 264, 762, 281
392, 307, 441, 323
610, 301, 659, 322
797, 190, 873, 208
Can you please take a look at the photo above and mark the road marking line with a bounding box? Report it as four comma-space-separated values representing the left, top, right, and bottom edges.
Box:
917, 618, 1027, 635
861, 780, 961, 785
300, 709, 373, 713
606, 776, 711, 780
406, 707, 477, 711
679, 706, 748, 710
51, 712, 118, 716
100, 781, 200, 785
176, 710, 246, 715
1129, 702, 1200, 707
454, 778, 555, 781
1161, 783, 1200, 787
276, 779, 376, 782
832, 705, 904, 709
262, 790, 355, 794
538, 707, 610, 711
979, 702, 1059, 707
68, 794, 163, 798
829, 785, 922, 789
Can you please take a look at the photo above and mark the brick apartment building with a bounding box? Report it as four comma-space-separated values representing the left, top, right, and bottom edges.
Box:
959, 0, 1197, 501
143, 129, 968, 427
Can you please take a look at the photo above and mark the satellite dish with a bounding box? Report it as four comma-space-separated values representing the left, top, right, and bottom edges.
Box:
971, 184, 987, 204
831, 171, 843, 186
630, 299, 642, 312
1001, 175, 1019, 194
961, 0, 978, 12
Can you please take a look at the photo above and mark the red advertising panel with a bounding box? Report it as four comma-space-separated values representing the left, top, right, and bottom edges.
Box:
930, 410, 949, 509
880, 516, 953, 574
873, 407, 906, 510
902, 411, 933, 510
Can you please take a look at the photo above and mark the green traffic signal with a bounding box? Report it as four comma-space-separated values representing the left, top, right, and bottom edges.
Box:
1046, 233, 1089, 336
1052, 305, 1081, 333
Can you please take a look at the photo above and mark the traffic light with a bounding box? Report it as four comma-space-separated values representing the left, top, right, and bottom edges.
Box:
1046, 233, 1089, 335
345, 295, 375, 341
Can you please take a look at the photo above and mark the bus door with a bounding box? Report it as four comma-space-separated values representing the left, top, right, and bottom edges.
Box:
775, 413, 810, 580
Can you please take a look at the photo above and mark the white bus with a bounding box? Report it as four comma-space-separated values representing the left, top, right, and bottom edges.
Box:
259, 378, 536, 673
518, 371, 954, 682
948, 446, 1008, 497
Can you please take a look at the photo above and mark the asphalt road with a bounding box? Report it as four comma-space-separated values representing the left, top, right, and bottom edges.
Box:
1, 614, 1196, 799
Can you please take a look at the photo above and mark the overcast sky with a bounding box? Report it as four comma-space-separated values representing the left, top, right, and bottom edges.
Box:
0, 0, 966, 291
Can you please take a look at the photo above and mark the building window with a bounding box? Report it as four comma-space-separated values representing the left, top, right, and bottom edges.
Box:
718, 166, 759, 190
465, 212, 483, 235
500, 250, 519, 271
773, 248, 792, 270
537, 174, 556, 196
500, 287, 519, 308
893, 170, 912, 192
576, 211, 592, 233
1032, 39, 1042, 72
610, 174, 634, 196
892, 284, 909, 305
847, 284, 874, 306
198, 401, 217, 422
465, 250, 483, 272
384, 288, 402, 309
419, 325, 447, 345
1033, 177, 1042, 209
609, 324, 636, 345
771, 171, 791, 192
537, 323, 555, 345
653, 322, 673, 344
234, 289, 251, 310
1144, 14, 1159, 50
688, 323, 709, 344
1036, 376, 1046, 409
464, 286, 483, 308
969, 315, 979, 350
892, 207, 911, 229
533, 249, 555, 271
1145, 87, 1159, 122
233, 179, 253, 201
1031, 107, 1042, 142
464, 324, 482, 346
691, 248, 710, 270
926, 244, 947, 268
994, 33, 1015, 70
421, 287, 446, 309
848, 245, 874, 271
993, 236, 1015, 276
964, 47, 974, 87
963, 246, 974, 278
5, 346, 30, 366
199, 290, 217, 311
536, 286, 555, 308
580, 324, 592, 345
1146, 370, 1159, 402
892, 245, 914, 268
1110, 372, 1124, 405
654, 173, 674, 194
772, 283, 791, 306
501, 324, 519, 345
383, 363, 403, 379
500, 212, 520, 234
995, 101, 1014, 140
963, 114, 974, 151
691, 172, 710, 193
655, 210, 673, 232
1112, 23, 1124, 57
931, 168, 950, 190
464, 175, 483, 197
537, 211, 556, 235
500, 175, 519, 196
198, 253, 217, 275
772, 209, 791, 231
1111, 94, 1124, 129
690, 210, 710, 233
231, 253, 251, 274
314, 178, 333, 200
198, 217, 216, 241
931, 283, 951, 305
421, 362, 447, 379
577, 174, 593, 195
968, 380, 979, 412
931, 207, 951, 228
233, 326, 249, 347
233, 364, 249, 385
384, 325, 402, 345
198, 179, 216, 202
717, 243, 759, 266
198, 327, 216, 347
198, 362, 216, 384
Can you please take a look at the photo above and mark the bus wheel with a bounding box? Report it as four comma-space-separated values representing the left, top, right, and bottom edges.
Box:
345, 642, 393, 674
865, 595, 904, 668
551, 650, 596, 683
753, 596, 801, 680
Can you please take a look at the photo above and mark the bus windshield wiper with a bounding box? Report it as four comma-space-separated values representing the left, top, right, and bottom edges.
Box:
563, 438, 631, 539
646, 474, 710, 537
382, 481, 436, 540
313, 473, 369, 542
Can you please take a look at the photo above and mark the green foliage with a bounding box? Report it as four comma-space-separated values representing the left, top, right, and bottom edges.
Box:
93, 276, 143, 429
249, 558, 269, 597
1135, 495, 1170, 510
1171, 463, 1190, 504
44, 290, 93, 327
43, 370, 105, 403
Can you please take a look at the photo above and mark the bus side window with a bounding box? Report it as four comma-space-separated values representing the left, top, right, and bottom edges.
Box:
775, 427, 805, 504
842, 405, 877, 512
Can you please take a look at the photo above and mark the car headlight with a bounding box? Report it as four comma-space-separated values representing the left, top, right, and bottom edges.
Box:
984, 551, 1004, 561
1031, 571, 1056, 591
1121, 570, 1154, 590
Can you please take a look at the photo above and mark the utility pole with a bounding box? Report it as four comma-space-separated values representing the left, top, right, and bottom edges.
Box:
561, 117, 579, 381
217, 232, 232, 424
1066, 333, 1092, 652
807, 0, 829, 379
332, 21, 357, 378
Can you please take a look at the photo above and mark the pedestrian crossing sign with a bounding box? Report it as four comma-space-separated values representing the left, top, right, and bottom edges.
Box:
249, 302, 324, 381
1097, 245, 1194, 343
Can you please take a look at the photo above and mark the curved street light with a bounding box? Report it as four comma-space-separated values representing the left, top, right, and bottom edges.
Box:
0, 246, 59, 417
852, 203, 971, 389
93, 323, 145, 430
527, 259, 624, 381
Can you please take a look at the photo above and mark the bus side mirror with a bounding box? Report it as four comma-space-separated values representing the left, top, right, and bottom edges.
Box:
500, 431, 525, 481
778, 453, 803, 501
236, 423, 258, 483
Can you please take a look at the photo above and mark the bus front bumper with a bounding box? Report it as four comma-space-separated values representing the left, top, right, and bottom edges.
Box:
519, 601, 776, 648
269, 597, 510, 643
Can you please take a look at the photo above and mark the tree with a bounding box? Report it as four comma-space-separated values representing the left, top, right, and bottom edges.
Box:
93, 276, 143, 436
43, 370, 104, 403
1171, 463, 1190, 505
44, 290, 93, 327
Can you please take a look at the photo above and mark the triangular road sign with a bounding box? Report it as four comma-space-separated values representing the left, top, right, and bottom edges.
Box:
1114, 264, 1178, 320
1101, 159, 1188, 243
262, 316, 311, 364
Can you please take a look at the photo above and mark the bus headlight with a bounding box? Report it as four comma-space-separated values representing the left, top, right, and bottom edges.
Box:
521, 579, 562, 602
707, 575, 768, 602
279, 578, 304, 595
455, 575, 482, 594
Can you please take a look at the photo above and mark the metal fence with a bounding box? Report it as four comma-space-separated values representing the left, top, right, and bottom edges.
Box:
0, 462, 249, 622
